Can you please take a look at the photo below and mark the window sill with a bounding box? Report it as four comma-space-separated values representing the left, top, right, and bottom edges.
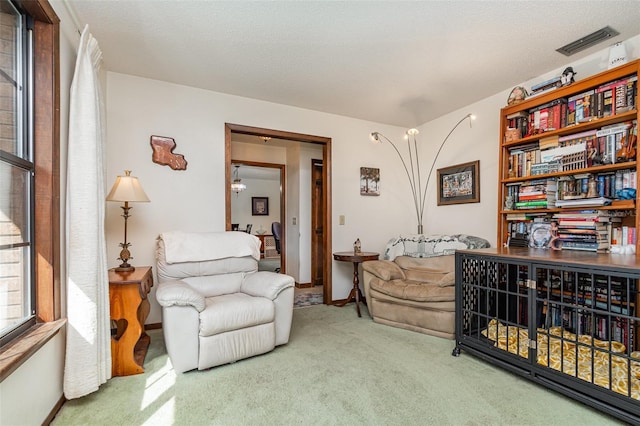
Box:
0, 319, 66, 383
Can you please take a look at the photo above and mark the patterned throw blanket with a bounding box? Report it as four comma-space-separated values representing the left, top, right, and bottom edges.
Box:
482, 319, 640, 400
383, 234, 490, 260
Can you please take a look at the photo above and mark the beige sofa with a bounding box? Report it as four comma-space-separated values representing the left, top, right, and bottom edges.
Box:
362, 234, 489, 339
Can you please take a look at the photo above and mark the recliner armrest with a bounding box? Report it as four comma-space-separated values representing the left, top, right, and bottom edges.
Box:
242, 271, 295, 300
362, 260, 405, 281
156, 280, 206, 312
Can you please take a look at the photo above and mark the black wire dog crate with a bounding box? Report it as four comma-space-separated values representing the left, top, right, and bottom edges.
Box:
454, 248, 640, 423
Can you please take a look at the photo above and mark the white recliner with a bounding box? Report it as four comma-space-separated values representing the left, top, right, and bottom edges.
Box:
155, 231, 295, 373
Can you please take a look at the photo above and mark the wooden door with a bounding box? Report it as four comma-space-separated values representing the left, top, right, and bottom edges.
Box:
311, 159, 324, 287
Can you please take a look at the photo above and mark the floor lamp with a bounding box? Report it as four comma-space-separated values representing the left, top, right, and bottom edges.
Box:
106, 170, 150, 272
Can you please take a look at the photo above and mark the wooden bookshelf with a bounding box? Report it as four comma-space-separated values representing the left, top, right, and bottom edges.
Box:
497, 59, 640, 251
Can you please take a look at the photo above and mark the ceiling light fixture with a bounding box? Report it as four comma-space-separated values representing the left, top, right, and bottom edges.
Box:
370, 114, 475, 234
556, 26, 619, 56
231, 165, 247, 195
261, 136, 272, 143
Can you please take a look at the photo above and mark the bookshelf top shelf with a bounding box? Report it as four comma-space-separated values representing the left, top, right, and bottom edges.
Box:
501, 59, 640, 117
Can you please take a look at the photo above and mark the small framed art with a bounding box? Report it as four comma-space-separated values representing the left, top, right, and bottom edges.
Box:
360, 167, 380, 196
252, 197, 269, 215
437, 160, 480, 205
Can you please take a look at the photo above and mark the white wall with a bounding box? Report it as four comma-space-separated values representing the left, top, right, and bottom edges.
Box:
104, 73, 410, 320
285, 144, 301, 278
416, 35, 640, 245
105, 35, 640, 322
231, 140, 286, 234
230, 177, 281, 232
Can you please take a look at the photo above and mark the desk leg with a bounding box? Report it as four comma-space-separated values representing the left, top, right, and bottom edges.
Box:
352, 262, 362, 317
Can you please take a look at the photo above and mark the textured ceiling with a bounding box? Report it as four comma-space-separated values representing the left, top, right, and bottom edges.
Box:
67, 1, 640, 128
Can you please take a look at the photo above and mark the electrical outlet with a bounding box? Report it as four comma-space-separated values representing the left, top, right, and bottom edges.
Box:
339, 215, 345, 225
292, 217, 297, 225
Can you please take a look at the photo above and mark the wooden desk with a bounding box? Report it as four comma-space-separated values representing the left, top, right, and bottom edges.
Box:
333, 252, 379, 317
109, 266, 153, 376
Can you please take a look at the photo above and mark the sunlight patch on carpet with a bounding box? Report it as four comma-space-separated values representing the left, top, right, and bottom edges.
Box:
142, 396, 175, 426
142, 359, 176, 410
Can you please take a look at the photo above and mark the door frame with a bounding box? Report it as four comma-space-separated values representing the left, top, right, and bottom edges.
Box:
225, 123, 333, 304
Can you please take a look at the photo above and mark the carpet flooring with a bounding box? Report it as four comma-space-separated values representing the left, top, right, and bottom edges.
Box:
293, 292, 323, 308
52, 305, 622, 425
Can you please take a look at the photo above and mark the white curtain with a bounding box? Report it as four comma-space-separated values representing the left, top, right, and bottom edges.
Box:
64, 25, 111, 399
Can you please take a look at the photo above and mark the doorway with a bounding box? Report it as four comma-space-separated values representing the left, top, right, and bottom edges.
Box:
231, 160, 284, 273
311, 159, 324, 287
225, 123, 332, 304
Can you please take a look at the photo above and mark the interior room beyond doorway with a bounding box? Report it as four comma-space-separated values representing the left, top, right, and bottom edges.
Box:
225, 123, 333, 305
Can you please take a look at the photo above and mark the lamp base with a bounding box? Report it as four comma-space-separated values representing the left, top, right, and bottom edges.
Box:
116, 242, 134, 273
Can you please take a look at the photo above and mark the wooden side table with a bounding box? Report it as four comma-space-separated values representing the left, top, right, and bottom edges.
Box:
333, 251, 379, 317
109, 266, 153, 376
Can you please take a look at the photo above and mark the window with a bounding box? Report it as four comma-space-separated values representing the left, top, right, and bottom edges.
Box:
0, 0, 60, 364
0, 0, 34, 347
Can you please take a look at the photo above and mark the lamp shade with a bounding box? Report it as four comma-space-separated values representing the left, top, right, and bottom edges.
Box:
106, 170, 150, 202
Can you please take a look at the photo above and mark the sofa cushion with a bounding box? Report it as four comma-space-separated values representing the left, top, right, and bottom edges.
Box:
370, 277, 455, 302
395, 255, 455, 287
199, 293, 275, 337
383, 234, 490, 260
361, 260, 405, 281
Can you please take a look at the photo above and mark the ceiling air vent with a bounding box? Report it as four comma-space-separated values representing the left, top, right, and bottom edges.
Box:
556, 26, 619, 56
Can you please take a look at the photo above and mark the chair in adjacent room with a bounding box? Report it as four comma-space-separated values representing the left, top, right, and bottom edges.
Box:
271, 221, 282, 254
155, 231, 295, 373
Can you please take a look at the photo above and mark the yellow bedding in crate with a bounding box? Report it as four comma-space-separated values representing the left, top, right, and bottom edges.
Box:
481, 319, 640, 399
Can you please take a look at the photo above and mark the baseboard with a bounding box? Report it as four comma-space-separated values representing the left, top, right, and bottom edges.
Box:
44, 394, 66, 425
146, 323, 162, 330
295, 282, 313, 289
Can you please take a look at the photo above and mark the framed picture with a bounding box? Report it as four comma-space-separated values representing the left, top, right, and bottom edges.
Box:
252, 197, 269, 215
360, 167, 380, 196
437, 160, 480, 205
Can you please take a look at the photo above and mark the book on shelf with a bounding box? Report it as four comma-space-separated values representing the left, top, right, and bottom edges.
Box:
506, 212, 548, 221
527, 99, 566, 134
593, 75, 637, 118
531, 76, 562, 93
554, 197, 612, 208
517, 202, 551, 211
560, 240, 609, 252
567, 89, 595, 126
555, 217, 622, 226
539, 135, 560, 150
552, 209, 619, 218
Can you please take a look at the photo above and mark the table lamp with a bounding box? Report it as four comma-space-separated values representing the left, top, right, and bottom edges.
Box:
106, 170, 150, 272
